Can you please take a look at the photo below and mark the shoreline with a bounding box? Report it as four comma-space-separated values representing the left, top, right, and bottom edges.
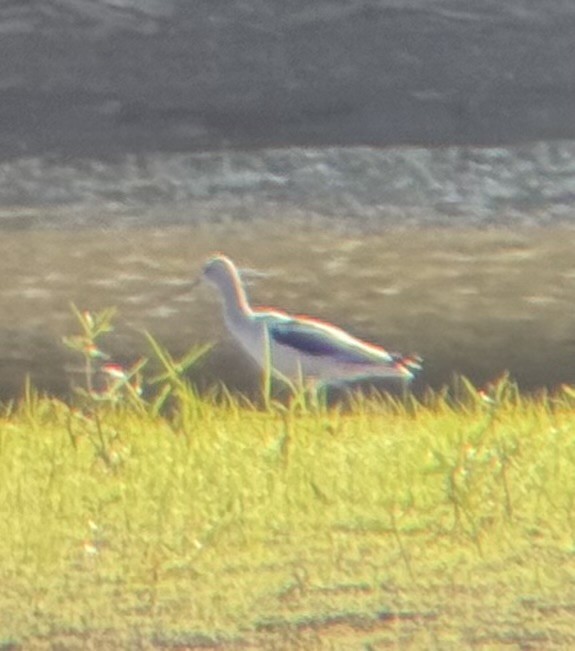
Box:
0, 141, 574, 231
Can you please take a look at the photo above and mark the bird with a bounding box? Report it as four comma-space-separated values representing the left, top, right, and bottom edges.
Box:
198, 253, 421, 386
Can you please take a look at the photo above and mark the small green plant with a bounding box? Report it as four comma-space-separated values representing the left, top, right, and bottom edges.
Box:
144, 330, 213, 430
63, 304, 117, 396
63, 305, 213, 439
62, 306, 138, 468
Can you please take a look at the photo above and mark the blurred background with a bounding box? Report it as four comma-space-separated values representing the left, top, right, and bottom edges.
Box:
0, 0, 574, 397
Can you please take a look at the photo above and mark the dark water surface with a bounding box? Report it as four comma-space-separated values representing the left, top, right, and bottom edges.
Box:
2, 220, 575, 399
1, 1, 574, 157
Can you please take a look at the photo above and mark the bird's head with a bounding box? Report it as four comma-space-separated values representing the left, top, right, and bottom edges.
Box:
201, 254, 240, 290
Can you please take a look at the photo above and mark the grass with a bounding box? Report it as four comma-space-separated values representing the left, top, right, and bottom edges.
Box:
1, 310, 575, 649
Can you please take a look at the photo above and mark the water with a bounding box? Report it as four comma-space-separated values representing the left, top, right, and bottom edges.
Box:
2, 1, 574, 401
2, 219, 575, 399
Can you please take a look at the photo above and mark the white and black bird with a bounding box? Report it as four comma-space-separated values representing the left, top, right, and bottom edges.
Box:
198, 253, 421, 386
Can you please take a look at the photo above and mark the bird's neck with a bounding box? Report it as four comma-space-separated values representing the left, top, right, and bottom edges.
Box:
218, 273, 252, 327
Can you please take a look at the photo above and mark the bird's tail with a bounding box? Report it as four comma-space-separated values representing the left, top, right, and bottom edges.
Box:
392, 353, 423, 380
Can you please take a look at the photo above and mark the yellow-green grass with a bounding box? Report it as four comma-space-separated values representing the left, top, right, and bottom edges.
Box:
1, 375, 575, 650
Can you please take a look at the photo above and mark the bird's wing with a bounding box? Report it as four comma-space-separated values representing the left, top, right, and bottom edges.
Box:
269, 318, 395, 366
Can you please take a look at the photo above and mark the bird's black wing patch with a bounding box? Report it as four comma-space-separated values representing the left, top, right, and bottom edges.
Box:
269, 320, 380, 365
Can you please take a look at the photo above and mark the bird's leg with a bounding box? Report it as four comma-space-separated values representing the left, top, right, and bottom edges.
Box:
305, 377, 329, 412
261, 325, 274, 410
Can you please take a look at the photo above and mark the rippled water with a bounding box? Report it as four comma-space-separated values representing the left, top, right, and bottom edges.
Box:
2, 218, 575, 399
